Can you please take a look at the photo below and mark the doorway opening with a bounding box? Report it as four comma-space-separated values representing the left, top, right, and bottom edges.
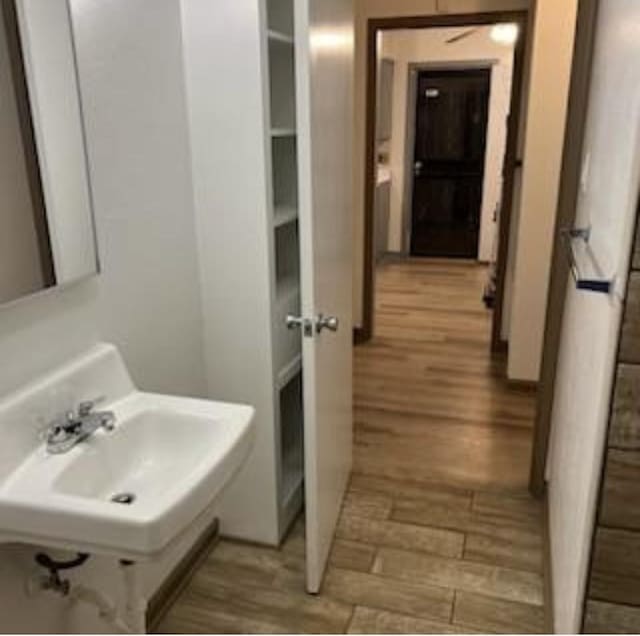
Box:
355, 11, 543, 499
358, 12, 529, 354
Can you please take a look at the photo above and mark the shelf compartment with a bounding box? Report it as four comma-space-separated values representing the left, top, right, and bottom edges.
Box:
273, 204, 298, 228
277, 354, 302, 389
266, 0, 294, 38
268, 35, 296, 131
271, 135, 298, 211
275, 218, 300, 295
274, 283, 301, 373
279, 370, 304, 509
279, 475, 303, 540
268, 29, 294, 45
271, 128, 296, 138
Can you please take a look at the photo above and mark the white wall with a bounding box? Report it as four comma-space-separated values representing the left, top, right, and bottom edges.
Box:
0, 6, 44, 304
507, 0, 578, 380
0, 0, 208, 631
379, 26, 514, 262
352, 0, 529, 327
547, 1, 640, 630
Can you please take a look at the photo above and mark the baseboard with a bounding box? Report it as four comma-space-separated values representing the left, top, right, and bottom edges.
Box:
493, 338, 509, 354
146, 518, 220, 632
507, 378, 539, 393
353, 327, 368, 345
542, 490, 555, 634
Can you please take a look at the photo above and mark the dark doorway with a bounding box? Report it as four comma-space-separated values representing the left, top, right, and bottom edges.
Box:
410, 68, 490, 258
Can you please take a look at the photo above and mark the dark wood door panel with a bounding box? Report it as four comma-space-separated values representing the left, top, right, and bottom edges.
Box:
410, 68, 490, 259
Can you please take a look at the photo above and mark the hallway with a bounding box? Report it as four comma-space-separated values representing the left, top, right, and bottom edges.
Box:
356, 259, 536, 491
158, 260, 545, 634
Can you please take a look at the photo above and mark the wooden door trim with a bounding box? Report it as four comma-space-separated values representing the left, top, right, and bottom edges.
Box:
359, 10, 529, 345
529, 0, 601, 497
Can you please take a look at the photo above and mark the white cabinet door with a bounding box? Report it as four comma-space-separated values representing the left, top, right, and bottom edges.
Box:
295, 0, 354, 593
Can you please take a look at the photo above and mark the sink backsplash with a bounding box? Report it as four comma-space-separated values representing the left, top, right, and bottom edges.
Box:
0, 344, 133, 484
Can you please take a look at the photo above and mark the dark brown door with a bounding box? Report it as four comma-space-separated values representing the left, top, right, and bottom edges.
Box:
410, 68, 490, 258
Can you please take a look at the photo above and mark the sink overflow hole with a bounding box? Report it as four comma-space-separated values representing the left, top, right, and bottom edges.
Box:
110, 492, 135, 505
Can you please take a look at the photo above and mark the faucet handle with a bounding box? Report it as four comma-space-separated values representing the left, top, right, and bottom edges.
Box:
77, 396, 106, 417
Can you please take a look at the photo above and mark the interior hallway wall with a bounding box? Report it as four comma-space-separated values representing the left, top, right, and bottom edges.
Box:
379, 26, 514, 262
0, 0, 208, 631
546, 0, 640, 629
507, 0, 578, 380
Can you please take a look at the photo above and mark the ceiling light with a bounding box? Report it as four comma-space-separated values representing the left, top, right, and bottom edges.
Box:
490, 23, 519, 46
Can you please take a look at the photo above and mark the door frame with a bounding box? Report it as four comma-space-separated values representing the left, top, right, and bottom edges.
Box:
402, 61, 496, 257
529, 0, 601, 497
357, 11, 529, 348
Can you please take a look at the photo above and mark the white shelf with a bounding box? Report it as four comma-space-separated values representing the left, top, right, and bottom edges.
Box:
274, 205, 298, 228
281, 458, 303, 507
268, 29, 294, 45
271, 127, 296, 137
278, 354, 302, 389
266, 0, 294, 41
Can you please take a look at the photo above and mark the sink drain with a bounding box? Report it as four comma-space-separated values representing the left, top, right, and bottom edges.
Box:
110, 492, 135, 505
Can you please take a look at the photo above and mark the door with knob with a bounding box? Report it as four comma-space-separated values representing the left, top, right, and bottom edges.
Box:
410, 68, 490, 258
294, 0, 353, 594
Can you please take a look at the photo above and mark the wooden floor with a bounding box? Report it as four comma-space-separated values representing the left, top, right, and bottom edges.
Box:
158, 260, 543, 634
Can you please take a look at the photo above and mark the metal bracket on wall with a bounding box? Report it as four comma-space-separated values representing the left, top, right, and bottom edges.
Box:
560, 226, 614, 294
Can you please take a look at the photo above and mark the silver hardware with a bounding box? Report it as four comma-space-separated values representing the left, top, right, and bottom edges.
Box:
45, 399, 116, 455
78, 396, 105, 418
560, 226, 613, 294
286, 314, 313, 338
414, 160, 423, 176
316, 314, 339, 333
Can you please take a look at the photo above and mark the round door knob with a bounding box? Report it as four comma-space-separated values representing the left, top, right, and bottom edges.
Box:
316, 314, 339, 333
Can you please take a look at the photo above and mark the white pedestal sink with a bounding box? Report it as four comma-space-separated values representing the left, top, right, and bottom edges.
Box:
0, 344, 255, 561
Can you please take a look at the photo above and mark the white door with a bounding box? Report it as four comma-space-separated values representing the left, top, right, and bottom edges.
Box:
546, 0, 640, 631
295, 0, 354, 593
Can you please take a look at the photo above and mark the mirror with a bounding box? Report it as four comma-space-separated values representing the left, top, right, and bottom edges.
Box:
0, 0, 97, 307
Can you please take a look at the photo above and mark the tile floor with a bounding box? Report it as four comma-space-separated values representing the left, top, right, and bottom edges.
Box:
158, 260, 544, 634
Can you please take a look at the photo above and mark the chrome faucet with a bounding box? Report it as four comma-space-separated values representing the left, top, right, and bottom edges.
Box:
45, 398, 116, 455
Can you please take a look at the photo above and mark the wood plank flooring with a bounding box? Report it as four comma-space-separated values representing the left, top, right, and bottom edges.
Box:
158, 260, 543, 634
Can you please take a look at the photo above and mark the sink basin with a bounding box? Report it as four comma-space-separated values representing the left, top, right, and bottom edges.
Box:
0, 345, 255, 560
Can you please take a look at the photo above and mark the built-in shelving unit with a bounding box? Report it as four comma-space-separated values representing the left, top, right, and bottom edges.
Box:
266, 0, 304, 537
184, 0, 305, 547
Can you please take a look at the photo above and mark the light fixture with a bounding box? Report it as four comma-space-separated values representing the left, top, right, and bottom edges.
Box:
490, 23, 519, 46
